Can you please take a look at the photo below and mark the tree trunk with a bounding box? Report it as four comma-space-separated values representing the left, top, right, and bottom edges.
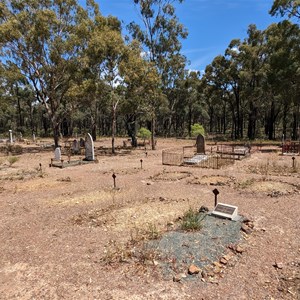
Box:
188, 105, 192, 137
151, 114, 156, 150
125, 114, 137, 147
247, 101, 257, 140
112, 108, 116, 154
53, 121, 60, 148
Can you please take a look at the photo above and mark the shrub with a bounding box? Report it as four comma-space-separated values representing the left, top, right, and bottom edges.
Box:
180, 208, 202, 231
191, 123, 205, 137
8, 156, 19, 167
138, 127, 151, 142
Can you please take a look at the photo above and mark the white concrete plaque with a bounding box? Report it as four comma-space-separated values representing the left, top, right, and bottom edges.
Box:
211, 202, 239, 221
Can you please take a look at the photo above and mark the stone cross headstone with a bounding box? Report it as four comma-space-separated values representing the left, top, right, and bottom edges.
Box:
85, 133, 94, 161
54, 147, 61, 161
196, 134, 205, 154
72, 139, 79, 154
9, 130, 13, 143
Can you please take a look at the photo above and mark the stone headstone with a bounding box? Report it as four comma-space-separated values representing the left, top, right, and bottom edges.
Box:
32, 133, 36, 142
79, 138, 85, 148
85, 133, 94, 161
72, 139, 79, 154
54, 147, 61, 161
196, 134, 205, 154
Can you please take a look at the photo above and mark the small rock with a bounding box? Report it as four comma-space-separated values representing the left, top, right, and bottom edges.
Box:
236, 245, 244, 253
173, 273, 186, 282
153, 260, 159, 266
220, 257, 228, 265
188, 264, 201, 275
201, 270, 207, 278
273, 262, 284, 269
213, 261, 222, 268
199, 206, 209, 213
241, 224, 252, 234
146, 182, 153, 185
213, 266, 222, 274
159, 197, 166, 201
208, 277, 219, 284
222, 254, 232, 261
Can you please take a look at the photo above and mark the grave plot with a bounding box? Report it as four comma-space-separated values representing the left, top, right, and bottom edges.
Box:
282, 141, 300, 155
236, 179, 300, 197
184, 154, 208, 164
50, 133, 97, 168
72, 206, 117, 227
188, 175, 236, 186
247, 155, 299, 176
99, 209, 250, 283
150, 171, 192, 182
216, 144, 250, 160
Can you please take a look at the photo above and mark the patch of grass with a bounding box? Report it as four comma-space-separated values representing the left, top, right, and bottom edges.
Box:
100, 238, 160, 266
100, 240, 133, 265
238, 178, 255, 189
8, 156, 19, 167
180, 208, 203, 231
130, 223, 161, 244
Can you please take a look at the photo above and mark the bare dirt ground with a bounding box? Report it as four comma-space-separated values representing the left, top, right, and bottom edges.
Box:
0, 138, 299, 300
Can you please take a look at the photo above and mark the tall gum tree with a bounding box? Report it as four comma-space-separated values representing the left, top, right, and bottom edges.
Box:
128, 0, 187, 147
0, 0, 92, 146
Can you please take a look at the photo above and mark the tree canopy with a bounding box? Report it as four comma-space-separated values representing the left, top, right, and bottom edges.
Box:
0, 0, 299, 144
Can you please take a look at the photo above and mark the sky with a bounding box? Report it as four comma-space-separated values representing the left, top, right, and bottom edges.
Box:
96, 0, 283, 73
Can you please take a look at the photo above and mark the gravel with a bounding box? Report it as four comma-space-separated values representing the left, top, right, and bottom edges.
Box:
146, 213, 242, 279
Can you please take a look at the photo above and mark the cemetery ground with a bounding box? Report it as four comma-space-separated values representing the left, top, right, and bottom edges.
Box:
0, 138, 299, 300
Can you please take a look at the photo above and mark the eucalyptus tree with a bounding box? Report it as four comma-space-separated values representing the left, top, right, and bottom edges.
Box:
128, 0, 188, 145
0, 0, 102, 146
238, 25, 267, 140
121, 41, 166, 148
75, 6, 127, 153
264, 21, 300, 139
270, 0, 300, 20
202, 55, 231, 135
175, 71, 205, 137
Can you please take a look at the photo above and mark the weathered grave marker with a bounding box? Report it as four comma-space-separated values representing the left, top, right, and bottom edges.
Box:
79, 138, 85, 148
9, 130, 13, 143
72, 139, 79, 154
54, 147, 61, 161
211, 203, 239, 221
196, 134, 205, 154
212, 188, 219, 207
112, 173, 116, 188
140, 159, 143, 169
292, 156, 295, 168
85, 133, 94, 161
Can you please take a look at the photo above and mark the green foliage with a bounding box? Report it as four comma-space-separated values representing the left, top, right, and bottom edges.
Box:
269, 0, 300, 20
138, 127, 151, 141
8, 156, 19, 167
191, 123, 205, 137
180, 208, 202, 231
